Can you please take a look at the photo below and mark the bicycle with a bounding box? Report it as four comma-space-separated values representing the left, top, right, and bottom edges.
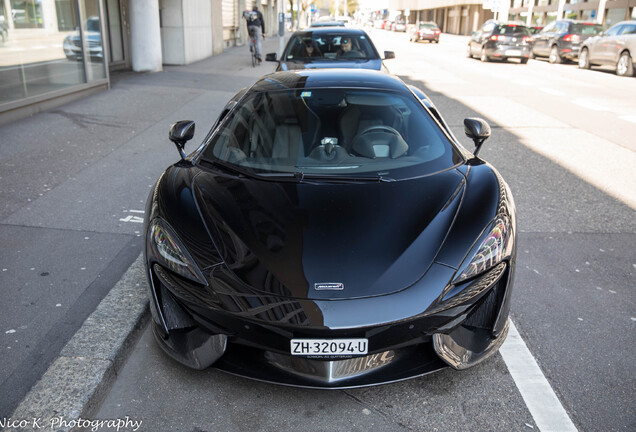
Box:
249, 34, 259, 67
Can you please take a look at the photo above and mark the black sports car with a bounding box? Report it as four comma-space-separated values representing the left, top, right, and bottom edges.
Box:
144, 69, 516, 388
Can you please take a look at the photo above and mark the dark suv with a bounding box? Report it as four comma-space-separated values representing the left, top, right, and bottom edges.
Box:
467, 21, 533, 63
532, 19, 604, 63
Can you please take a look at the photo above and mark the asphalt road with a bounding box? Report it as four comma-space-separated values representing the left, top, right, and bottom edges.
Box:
0, 37, 281, 419
2, 29, 634, 431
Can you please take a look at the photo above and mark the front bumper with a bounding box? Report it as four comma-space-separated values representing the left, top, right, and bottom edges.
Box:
146, 256, 515, 388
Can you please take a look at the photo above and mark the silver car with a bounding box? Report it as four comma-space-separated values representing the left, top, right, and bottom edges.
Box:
578, 20, 636, 77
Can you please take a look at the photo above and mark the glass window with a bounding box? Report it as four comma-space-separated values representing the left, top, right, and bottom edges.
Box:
0, 0, 87, 105
571, 23, 604, 35
605, 8, 627, 27
202, 88, 459, 179
621, 23, 636, 35
285, 33, 378, 61
605, 23, 623, 36
80, 0, 106, 81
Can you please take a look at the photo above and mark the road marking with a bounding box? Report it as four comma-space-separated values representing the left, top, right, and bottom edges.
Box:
619, 115, 636, 124
539, 87, 565, 96
500, 321, 578, 432
571, 98, 611, 111
120, 215, 143, 223
129, 209, 145, 214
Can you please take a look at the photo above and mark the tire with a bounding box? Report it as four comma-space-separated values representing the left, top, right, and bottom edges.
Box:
549, 45, 561, 64
578, 48, 591, 69
480, 47, 489, 62
466, 44, 473, 58
520, 58, 528, 64
616, 51, 635, 77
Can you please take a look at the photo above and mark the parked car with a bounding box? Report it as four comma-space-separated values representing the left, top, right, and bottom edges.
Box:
62, 16, 103, 61
409, 21, 441, 43
532, 19, 604, 64
266, 27, 395, 71
579, 20, 636, 77
391, 18, 407, 32
467, 21, 532, 63
145, 68, 517, 387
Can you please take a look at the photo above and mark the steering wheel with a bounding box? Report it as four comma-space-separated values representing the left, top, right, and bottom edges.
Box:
357, 125, 402, 137
341, 50, 364, 58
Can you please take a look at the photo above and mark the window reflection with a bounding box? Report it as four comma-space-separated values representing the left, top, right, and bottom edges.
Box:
0, 0, 106, 106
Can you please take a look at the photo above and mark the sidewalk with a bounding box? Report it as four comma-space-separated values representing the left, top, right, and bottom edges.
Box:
3, 36, 283, 432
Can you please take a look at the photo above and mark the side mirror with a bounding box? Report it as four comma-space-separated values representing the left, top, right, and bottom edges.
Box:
384, 51, 395, 59
265, 52, 277, 62
169, 120, 195, 160
463, 118, 491, 157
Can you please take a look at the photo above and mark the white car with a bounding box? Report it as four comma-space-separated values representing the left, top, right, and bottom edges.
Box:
578, 20, 636, 77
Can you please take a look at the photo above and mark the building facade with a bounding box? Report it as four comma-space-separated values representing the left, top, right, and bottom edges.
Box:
384, 0, 635, 34
0, 0, 280, 124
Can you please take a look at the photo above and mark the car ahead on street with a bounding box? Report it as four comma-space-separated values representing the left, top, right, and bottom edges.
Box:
265, 28, 395, 71
310, 21, 345, 28
391, 18, 407, 32
579, 20, 636, 77
144, 68, 517, 388
531, 19, 604, 64
409, 21, 441, 43
467, 21, 532, 63
62, 16, 103, 61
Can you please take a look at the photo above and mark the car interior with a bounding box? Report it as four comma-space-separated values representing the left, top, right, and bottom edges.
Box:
208, 89, 449, 174
284, 34, 376, 60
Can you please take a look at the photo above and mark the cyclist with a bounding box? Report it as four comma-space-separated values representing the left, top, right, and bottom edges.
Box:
244, 6, 265, 63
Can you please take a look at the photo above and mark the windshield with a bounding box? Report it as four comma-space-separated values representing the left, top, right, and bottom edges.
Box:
201, 88, 460, 179
284, 33, 378, 61
494, 25, 530, 36
571, 24, 604, 35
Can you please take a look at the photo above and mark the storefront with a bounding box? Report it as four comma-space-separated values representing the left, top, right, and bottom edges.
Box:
0, 0, 130, 122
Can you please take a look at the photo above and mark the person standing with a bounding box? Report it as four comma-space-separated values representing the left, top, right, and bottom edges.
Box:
244, 5, 266, 62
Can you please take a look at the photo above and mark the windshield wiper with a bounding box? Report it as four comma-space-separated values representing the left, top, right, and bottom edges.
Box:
201, 159, 261, 179
292, 171, 395, 183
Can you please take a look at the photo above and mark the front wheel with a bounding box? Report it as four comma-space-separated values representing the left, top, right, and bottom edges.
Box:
616, 51, 635, 77
520, 58, 529, 64
466, 44, 473, 58
578, 48, 591, 69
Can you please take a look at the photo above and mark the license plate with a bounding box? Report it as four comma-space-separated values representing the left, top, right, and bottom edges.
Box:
505, 49, 521, 56
291, 338, 368, 356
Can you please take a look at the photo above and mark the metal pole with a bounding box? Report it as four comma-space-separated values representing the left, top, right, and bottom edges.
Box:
296, 0, 300, 29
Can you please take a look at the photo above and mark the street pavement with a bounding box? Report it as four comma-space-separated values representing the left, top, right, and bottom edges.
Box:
1, 34, 280, 422
2, 29, 635, 432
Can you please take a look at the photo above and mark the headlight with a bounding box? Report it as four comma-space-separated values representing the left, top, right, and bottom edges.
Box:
454, 215, 513, 284
148, 218, 207, 285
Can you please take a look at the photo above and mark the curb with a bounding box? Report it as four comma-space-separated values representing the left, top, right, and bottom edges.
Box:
5, 254, 149, 432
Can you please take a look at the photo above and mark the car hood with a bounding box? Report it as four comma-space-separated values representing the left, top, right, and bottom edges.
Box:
279, 59, 383, 71
192, 168, 465, 300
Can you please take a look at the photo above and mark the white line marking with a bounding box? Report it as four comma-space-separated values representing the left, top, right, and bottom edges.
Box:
129, 209, 145, 214
619, 115, 636, 124
500, 321, 578, 432
571, 98, 610, 111
119, 216, 144, 223
539, 87, 565, 96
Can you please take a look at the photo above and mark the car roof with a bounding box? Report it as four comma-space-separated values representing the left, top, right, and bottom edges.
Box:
290, 27, 370, 37
250, 69, 409, 94
310, 21, 345, 27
